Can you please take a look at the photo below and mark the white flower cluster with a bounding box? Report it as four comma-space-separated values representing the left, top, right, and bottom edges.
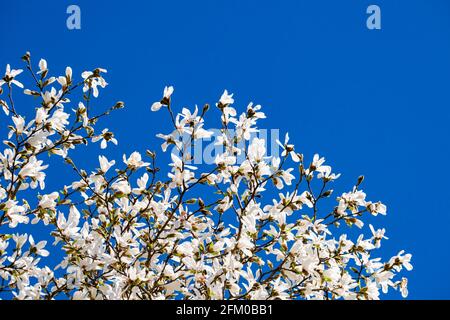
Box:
0, 53, 411, 300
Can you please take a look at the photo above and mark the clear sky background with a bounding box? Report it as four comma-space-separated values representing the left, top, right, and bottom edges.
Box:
1, 0, 450, 299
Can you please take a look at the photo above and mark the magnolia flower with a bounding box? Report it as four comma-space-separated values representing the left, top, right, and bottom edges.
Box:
367, 201, 387, 216
98, 155, 115, 173
337, 189, 368, 217
57, 66, 73, 88
1, 99, 9, 115
12, 234, 28, 249
237, 235, 254, 257
399, 277, 408, 298
28, 235, 49, 257
57, 206, 81, 238
8, 115, 26, 138
41, 87, 67, 108
35, 107, 49, 125
48, 108, 70, 132
19, 156, 48, 189
38, 192, 59, 209
76, 102, 89, 127
127, 266, 148, 282
132, 173, 149, 195
81, 68, 108, 98
248, 137, 266, 162
36, 59, 48, 75
217, 90, 237, 124
92, 128, 118, 149
317, 164, 341, 181
0, 64, 24, 88
164, 85, 174, 100
365, 279, 381, 300
123, 152, 149, 170
271, 158, 295, 189
151, 86, 174, 111
323, 266, 341, 283
4, 200, 29, 228
369, 224, 388, 248
276, 133, 300, 162
112, 179, 131, 195
215, 153, 236, 167
219, 90, 234, 106
389, 251, 413, 272
168, 153, 197, 187
246, 102, 266, 119
305, 154, 333, 178
156, 132, 182, 152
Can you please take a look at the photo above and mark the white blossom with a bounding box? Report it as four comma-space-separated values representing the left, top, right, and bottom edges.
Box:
0, 64, 24, 88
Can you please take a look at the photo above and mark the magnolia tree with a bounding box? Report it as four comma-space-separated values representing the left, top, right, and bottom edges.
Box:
0, 52, 412, 300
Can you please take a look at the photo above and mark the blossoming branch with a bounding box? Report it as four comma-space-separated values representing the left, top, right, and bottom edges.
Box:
0, 52, 412, 300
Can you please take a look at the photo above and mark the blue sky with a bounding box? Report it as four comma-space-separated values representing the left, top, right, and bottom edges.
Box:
1, 0, 450, 299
